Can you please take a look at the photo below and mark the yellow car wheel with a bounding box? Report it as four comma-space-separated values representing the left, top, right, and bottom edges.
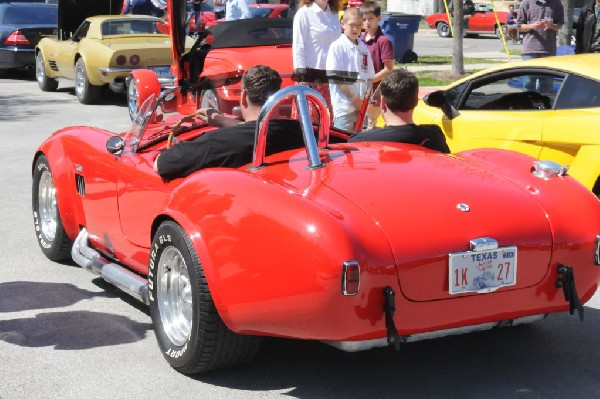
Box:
75, 58, 102, 104
35, 52, 58, 92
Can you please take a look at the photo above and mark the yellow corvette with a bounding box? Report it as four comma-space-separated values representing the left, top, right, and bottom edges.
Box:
414, 54, 600, 196
35, 1, 174, 105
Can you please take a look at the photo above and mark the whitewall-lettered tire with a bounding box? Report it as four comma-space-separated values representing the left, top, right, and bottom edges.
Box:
149, 221, 261, 374
32, 155, 72, 261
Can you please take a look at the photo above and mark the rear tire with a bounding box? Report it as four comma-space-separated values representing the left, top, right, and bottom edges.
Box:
32, 155, 73, 261
75, 58, 102, 104
149, 221, 261, 374
437, 21, 451, 38
35, 52, 58, 92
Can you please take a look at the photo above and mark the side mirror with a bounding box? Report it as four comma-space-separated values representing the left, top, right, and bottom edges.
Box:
423, 90, 460, 120
106, 136, 125, 155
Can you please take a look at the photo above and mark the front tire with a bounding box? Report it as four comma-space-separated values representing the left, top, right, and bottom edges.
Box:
437, 21, 451, 38
35, 52, 58, 92
32, 155, 72, 261
75, 58, 102, 104
149, 221, 261, 374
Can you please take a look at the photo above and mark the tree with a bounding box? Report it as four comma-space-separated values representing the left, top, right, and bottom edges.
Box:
451, 0, 465, 75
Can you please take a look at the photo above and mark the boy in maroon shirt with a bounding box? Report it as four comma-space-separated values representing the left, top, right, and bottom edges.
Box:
360, 1, 394, 128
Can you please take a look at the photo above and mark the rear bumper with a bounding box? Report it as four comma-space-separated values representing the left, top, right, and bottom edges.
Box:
0, 47, 35, 69
98, 67, 174, 88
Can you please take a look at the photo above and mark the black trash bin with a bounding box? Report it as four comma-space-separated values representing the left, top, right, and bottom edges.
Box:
379, 12, 421, 63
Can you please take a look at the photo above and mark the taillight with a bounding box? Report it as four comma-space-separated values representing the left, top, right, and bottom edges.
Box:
342, 261, 360, 296
5, 30, 30, 45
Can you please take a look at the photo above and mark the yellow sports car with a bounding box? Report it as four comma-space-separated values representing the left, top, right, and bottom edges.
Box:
35, 0, 174, 104
414, 54, 600, 196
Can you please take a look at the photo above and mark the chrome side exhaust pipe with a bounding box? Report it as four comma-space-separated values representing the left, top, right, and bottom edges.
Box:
71, 228, 149, 304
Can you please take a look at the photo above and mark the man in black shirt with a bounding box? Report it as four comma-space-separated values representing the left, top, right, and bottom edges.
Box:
155, 66, 305, 180
348, 69, 450, 153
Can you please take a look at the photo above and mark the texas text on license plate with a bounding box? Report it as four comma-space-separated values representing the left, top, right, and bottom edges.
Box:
448, 246, 517, 295
150, 65, 173, 78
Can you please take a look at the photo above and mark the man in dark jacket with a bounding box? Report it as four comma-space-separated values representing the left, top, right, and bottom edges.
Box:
348, 69, 450, 153
154, 66, 305, 180
575, 0, 600, 53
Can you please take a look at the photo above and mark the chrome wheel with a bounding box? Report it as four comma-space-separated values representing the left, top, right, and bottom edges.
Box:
157, 246, 193, 347
75, 60, 86, 99
38, 170, 57, 242
35, 53, 45, 85
127, 77, 138, 120
35, 52, 58, 91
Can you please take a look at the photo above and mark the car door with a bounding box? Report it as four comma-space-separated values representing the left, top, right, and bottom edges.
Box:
433, 69, 565, 157
117, 91, 183, 249
468, 5, 489, 32
540, 73, 600, 189
54, 20, 89, 78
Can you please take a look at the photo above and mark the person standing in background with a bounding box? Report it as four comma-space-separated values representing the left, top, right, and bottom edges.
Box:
448, 0, 476, 31
326, 7, 375, 131
213, 0, 226, 19
517, 0, 563, 91
292, 0, 341, 72
506, 4, 519, 43
225, 0, 251, 20
517, 0, 564, 58
187, 0, 203, 36
124, 0, 165, 16
359, 1, 393, 128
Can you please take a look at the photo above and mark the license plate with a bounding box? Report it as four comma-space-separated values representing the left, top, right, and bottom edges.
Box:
150, 66, 173, 79
448, 246, 517, 295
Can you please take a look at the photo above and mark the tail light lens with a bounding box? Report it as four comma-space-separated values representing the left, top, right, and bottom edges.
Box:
5, 30, 30, 45
342, 261, 360, 296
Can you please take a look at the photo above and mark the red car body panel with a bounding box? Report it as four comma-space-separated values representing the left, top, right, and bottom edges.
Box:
201, 44, 293, 111
34, 118, 600, 341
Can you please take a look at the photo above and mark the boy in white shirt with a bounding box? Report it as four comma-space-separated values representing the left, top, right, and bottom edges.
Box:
326, 7, 375, 132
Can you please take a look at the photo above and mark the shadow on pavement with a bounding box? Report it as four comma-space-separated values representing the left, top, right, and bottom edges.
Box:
0, 310, 151, 350
195, 309, 600, 399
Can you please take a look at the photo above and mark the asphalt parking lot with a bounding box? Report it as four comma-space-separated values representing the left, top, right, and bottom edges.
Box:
2, 58, 600, 398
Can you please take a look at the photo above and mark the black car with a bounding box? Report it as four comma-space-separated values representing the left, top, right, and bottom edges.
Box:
0, 2, 57, 75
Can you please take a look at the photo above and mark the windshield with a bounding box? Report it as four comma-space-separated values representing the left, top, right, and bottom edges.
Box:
101, 19, 165, 35
128, 88, 208, 153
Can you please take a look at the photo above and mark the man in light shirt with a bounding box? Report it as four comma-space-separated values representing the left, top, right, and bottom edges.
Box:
326, 7, 374, 132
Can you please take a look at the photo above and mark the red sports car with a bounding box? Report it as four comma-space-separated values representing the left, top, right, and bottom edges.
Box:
32, 0, 600, 375
128, 17, 294, 119
425, 3, 509, 38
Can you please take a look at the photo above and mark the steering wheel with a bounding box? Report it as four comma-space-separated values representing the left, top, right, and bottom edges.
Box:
166, 109, 205, 149
523, 91, 552, 109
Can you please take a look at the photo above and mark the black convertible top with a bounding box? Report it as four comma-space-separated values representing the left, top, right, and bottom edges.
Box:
207, 17, 293, 49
